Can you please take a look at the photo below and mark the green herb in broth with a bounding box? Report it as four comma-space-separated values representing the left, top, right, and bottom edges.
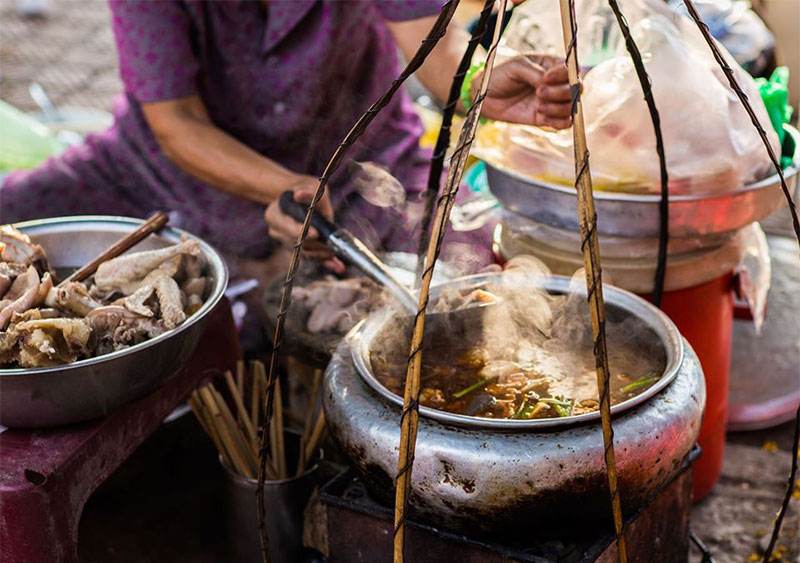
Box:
369, 312, 666, 421
619, 371, 659, 394
540, 397, 574, 417
453, 376, 495, 399
511, 398, 529, 419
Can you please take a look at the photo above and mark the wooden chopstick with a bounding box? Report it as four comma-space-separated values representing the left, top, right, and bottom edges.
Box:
188, 393, 227, 464
235, 361, 245, 417
298, 368, 323, 472
211, 387, 259, 475
274, 377, 287, 479
250, 361, 261, 426
62, 211, 168, 285
188, 360, 295, 482
223, 370, 258, 448
199, 386, 253, 478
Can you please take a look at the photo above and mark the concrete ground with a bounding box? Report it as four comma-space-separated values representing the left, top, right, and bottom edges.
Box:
1, 1, 798, 561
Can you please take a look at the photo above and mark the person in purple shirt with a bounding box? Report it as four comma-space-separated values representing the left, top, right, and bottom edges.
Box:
1, 1, 570, 272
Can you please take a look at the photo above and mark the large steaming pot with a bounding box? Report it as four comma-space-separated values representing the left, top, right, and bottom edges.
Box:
323, 274, 705, 534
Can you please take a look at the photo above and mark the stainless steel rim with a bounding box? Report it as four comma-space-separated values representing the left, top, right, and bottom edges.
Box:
486, 124, 800, 204
350, 274, 684, 429
0, 215, 228, 376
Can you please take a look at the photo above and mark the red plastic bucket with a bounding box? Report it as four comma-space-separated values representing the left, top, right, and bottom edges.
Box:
644, 273, 734, 501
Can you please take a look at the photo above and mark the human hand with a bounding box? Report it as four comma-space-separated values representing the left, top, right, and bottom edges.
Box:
264, 175, 345, 273
475, 54, 572, 129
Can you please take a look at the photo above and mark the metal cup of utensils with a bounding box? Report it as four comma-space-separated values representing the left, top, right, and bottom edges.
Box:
220, 431, 320, 563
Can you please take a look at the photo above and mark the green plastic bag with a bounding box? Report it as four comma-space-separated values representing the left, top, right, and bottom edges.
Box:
755, 66, 794, 168
0, 99, 65, 172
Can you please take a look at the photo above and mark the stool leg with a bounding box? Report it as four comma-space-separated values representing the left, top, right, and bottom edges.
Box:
1, 486, 79, 563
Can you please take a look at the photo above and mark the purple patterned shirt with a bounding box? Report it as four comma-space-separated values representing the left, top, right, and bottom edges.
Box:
3, 1, 445, 256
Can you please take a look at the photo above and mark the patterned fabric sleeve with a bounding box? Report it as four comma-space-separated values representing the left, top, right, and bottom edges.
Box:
108, 0, 199, 103
374, 0, 444, 22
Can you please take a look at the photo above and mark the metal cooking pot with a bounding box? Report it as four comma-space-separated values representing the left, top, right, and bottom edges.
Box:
323, 274, 705, 535
0, 216, 228, 428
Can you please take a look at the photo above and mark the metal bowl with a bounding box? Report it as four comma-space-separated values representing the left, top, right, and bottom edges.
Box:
350, 274, 683, 429
486, 125, 800, 238
0, 216, 228, 428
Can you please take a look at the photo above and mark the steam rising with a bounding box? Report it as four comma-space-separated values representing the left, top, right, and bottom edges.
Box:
428, 256, 666, 402
349, 161, 406, 208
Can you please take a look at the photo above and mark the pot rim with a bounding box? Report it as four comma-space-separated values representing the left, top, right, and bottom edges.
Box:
350, 273, 684, 430
218, 454, 321, 487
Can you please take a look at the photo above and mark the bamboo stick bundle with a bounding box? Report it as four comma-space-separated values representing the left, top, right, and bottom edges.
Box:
393, 2, 508, 561
557, 1, 626, 561
187, 361, 326, 486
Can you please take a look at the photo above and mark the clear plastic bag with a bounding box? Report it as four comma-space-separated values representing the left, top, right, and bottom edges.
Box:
668, 0, 775, 67
477, 0, 780, 195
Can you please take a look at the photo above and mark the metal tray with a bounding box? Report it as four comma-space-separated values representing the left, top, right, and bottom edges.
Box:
486, 125, 800, 238
0, 216, 228, 427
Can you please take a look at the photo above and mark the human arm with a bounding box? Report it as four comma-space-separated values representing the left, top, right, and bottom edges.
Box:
387, 14, 572, 129
141, 95, 305, 206
142, 98, 342, 267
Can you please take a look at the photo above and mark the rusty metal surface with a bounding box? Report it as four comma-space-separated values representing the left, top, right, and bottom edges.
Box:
320, 457, 695, 562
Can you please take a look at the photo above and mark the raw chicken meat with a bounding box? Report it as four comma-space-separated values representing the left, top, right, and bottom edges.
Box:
94, 240, 200, 295
1, 312, 92, 367
0, 225, 209, 368
0, 225, 52, 274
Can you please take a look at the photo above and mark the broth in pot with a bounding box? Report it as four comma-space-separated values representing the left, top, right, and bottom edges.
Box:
368, 282, 666, 421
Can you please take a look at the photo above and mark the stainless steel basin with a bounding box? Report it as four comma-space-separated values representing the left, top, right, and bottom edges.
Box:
0, 216, 228, 428
486, 125, 800, 238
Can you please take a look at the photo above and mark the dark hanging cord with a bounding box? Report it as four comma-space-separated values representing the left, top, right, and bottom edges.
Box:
415, 0, 494, 283
681, 3, 800, 562
606, 0, 670, 307
682, 0, 800, 250
763, 405, 800, 562
690, 530, 717, 563
255, 2, 461, 561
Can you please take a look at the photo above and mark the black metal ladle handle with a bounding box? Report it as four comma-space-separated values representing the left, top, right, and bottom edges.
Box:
278, 190, 336, 241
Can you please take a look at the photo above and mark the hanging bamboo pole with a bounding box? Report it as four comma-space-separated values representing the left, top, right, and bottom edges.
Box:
256, 4, 462, 562
393, 2, 508, 561
557, 1, 627, 561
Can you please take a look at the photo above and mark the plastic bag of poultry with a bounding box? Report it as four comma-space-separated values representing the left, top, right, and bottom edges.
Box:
475, 0, 780, 195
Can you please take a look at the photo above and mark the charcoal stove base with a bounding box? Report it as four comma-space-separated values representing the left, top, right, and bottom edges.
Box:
319, 448, 698, 563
